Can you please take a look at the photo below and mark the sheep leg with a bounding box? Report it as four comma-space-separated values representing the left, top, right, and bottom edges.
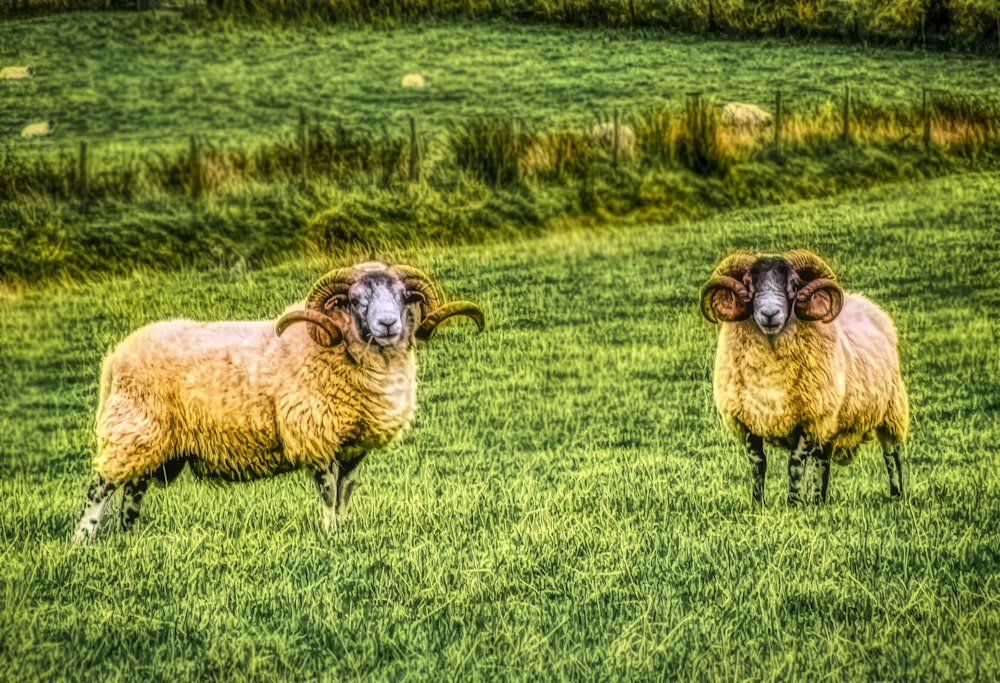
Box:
811, 445, 832, 504
884, 450, 903, 498
874, 428, 903, 498
743, 432, 767, 506
786, 433, 811, 506
336, 455, 366, 524
314, 465, 341, 532
119, 479, 149, 532
73, 475, 117, 542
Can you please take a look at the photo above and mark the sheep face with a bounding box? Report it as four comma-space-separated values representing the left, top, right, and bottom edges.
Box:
329, 272, 420, 349
701, 251, 845, 336
276, 262, 485, 354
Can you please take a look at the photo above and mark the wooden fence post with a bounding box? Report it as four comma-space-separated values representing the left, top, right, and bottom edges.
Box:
923, 87, 932, 152
299, 108, 309, 181
189, 135, 202, 199
409, 116, 419, 182
774, 90, 782, 152
612, 109, 620, 170
841, 85, 851, 144
78, 141, 88, 210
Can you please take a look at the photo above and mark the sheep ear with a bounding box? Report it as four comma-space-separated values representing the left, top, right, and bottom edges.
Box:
794, 280, 844, 323
700, 277, 751, 324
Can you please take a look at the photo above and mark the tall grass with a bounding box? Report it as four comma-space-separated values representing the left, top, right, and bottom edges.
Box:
2, 91, 998, 290
3, 0, 998, 53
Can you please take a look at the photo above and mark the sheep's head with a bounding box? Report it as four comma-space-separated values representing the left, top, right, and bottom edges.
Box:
274, 262, 485, 351
700, 250, 844, 336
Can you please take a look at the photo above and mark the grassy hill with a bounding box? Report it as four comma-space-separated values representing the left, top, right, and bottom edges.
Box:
1, 171, 997, 681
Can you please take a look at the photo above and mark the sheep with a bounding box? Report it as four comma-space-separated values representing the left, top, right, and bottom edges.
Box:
721, 102, 773, 131
73, 262, 485, 541
21, 120, 54, 139
401, 73, 426, 89
700, 250, 908, 506
1, 66, 33, 80
591, 121, 636, 159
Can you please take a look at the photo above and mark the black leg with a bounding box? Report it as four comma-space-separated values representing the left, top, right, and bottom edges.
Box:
74, 475, 117, 542
314, 464, 340, 532
744, 432, 767, 506
120, 479, 149, 532
884, 449, 903, 498
787, 434, 810, 506
337, 455, 366, 520
812, 445, 832, 504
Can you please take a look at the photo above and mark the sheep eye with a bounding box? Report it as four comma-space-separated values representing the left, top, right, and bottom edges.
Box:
328, 295, 349, 308
405, 292, 426, 305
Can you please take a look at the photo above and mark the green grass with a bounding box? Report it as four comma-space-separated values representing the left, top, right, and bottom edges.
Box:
2, 13, 999, 148
4, 13, 1000, 291
4, 0, 1000, 54
1, 171, 998, 681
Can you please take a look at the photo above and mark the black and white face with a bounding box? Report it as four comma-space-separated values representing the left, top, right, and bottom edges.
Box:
323, 274, 422, 349
748, 258, 795, 337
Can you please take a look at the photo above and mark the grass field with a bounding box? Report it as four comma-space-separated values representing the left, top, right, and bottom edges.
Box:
4, 12, 1000, 292
3, 12, 999, 149
1, 171, 997, 681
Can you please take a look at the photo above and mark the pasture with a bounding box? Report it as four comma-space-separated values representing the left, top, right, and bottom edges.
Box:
2, 12, 999, 147
1, 171, 998, 681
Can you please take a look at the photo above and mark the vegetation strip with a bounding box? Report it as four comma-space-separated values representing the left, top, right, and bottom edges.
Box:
3, 0, 999, 55
3, 91, 999, 290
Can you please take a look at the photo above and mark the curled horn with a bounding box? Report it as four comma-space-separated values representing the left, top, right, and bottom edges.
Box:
416, 301, 485, 340
389, 265, 485, 340
700, 252, 757, 323
275, 309, 343, 346
275, 266, 358, 347
784, 250, 844, 323
388, 265, 441, 317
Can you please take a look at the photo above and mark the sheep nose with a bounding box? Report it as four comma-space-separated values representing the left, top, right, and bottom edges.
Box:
759, 306, 782, 325
375, 317, 400, 335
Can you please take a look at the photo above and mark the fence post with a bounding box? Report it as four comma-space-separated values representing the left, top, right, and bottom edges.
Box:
841, 85, 851, 144
923, 87, 932, 152
299, 108, 309, 181
189, 135, 202, 199
409, 116, 419, 182
612, 109, 620, 170
774, 90, 782, 152
78, 141, 88, 211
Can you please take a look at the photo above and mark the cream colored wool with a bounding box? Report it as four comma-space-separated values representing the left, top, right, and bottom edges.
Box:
712, 293, 908, 459
94, 316, 416, 484
21, 121, 53, 139
401, 73, 426, 89
1, 66, 33, 80
721, 102, 773, 130
591, 121, 636, 158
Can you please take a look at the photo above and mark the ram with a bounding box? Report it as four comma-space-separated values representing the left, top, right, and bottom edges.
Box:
701, 250, 908, 505
74, 262, 484, 541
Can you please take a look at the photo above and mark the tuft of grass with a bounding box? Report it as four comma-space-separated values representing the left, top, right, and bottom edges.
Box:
449, 117, 532, 188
